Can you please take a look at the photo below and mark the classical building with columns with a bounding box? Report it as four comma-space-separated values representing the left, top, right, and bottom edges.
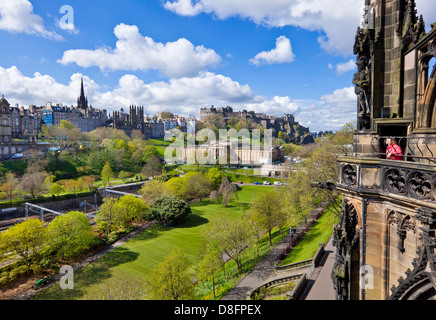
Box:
332, 0, 436, 300
177, 142, 284, 167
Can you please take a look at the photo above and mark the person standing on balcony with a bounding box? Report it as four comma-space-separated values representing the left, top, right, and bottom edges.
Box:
386, 138, 403, 160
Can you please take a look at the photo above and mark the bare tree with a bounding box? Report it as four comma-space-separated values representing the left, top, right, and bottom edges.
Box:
141, 156, 163, 178
0, 172, 19, 203
218, 177, 238, 207
19, 171, 47, 199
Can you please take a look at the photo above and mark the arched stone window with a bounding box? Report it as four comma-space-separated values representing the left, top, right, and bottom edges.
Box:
416, 38, 436, 128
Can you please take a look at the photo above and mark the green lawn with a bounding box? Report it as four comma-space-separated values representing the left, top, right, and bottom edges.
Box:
278, 204, 340, 266
32, 186, 265, 300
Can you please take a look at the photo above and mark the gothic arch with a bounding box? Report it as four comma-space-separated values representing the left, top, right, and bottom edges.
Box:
389, 207, 436, 300
416, 38, 436, 128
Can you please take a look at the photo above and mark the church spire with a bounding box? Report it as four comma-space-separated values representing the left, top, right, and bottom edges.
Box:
77, 77, 88, 110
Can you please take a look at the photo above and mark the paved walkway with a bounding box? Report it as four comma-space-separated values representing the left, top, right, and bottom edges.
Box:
222, 207, 323, 300
221, 233, 300, 300
299, 237, 336, 300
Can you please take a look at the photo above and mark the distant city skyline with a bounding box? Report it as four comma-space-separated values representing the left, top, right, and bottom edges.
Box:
0, 0, 434, 132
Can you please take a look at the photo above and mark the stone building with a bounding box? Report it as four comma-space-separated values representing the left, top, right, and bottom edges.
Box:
0, 95, 12, 144
332, 0, 436, 300
199, 106, 314, 144
0, 96, 46, 158
177, 142, 284, 167
10, 106, 39, 142
112, 105, 166, 139
42, 78, 108, 132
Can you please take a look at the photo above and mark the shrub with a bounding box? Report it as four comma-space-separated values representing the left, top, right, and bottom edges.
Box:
151, 195, 191, 226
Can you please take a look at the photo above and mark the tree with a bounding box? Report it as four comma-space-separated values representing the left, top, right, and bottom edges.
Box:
19, 172, 47, 198
82, 176, 96, 191
101, 162, 114, 186
131, 130, 144, 140
118, 171, 132, 183
249, 190, 286, 246
246, 210, 266, 257
47, 211, 95, 260
184, 172, 211, 201
139, 179, 173, 205
95, 197, 120, 237
145, 248, 195, 300
64, 179, 80, 195
208, 214, 250, 273
0, 218, 48, 268
25, 155, 49, 174
285, 123, 355, 221
218, 177, 238, 207
49, 183, 65, 197
141, 156, 163, 178
205, 167, 224, 190
142, 145, 160, 163
151, 195, 191, 226
166, 176, 189, 200
87, 278, 146, 300
116, 195, 150, 226
0, 172, 18, 204
210, 190, 218, 203
196, 246, 222, 299
77, 166, 93, 175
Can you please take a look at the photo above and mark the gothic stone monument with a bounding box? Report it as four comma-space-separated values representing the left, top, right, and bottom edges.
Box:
332, 0, 436, 300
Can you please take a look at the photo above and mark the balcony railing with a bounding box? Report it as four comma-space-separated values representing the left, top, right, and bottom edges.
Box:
368, 136, 436, 164
339, 157, 436, 204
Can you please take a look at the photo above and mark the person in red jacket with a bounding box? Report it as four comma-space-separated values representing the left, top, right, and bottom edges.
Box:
386, 138, 403, 160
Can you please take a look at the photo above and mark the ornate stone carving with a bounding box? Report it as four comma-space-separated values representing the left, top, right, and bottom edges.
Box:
353, 25, 373, 131
332, 201, 359, 300
342, 165, 357, 186
402, 217, 417, 234
387, 211, 401, 227
396, 0, 426, 51
407, 171, 432, 200
385, 169, 406, 194
389, 208, 436, 300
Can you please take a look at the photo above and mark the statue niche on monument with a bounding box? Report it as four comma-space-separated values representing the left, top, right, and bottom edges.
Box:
353, 26, 372, 131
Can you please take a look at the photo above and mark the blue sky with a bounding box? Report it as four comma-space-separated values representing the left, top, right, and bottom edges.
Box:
0, 0, 435, 132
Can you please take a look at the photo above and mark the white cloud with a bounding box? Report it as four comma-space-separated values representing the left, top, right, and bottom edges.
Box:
163, 0, 436, 56
164, 0, 204, 16
0, 65, 355, 132
0, 66, 95, 106
163, 0, 365, 56
58, 24, 222, 78
335, 59, 356, 75
99, 72, 255, 114
249, 36, 295, 66
0, 0, 61, 40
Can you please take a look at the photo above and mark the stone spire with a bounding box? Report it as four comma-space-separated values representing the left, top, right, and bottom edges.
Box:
77, 77, 88, 110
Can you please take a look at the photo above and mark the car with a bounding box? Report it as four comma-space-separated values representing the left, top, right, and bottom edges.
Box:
263, 181, 271, 185
274, 181, 283, 186
12, 153, 23, 159
254, 182, 262, 185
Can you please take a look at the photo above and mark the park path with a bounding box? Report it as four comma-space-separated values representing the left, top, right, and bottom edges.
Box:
221, 207, 324, 300
299, 237, 336, 300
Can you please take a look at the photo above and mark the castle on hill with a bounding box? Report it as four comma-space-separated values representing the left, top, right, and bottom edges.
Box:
200, 106, 314, 144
